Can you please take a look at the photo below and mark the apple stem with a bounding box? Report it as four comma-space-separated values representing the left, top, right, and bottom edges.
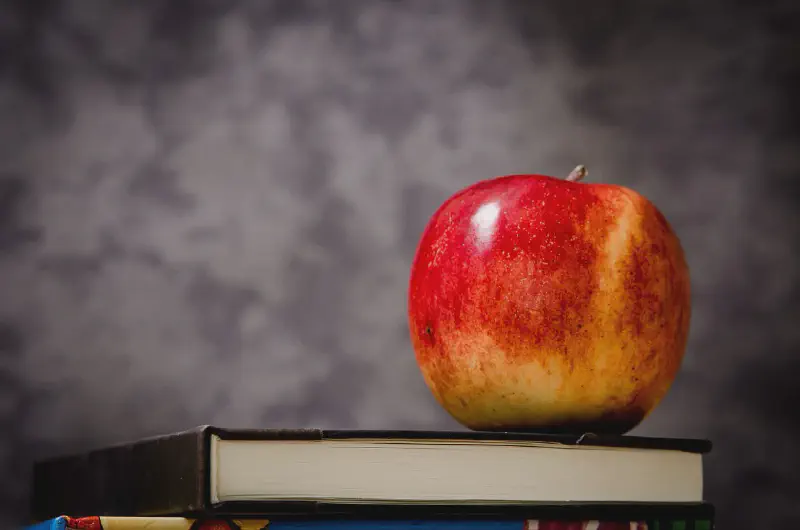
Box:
566, 165, 588, 182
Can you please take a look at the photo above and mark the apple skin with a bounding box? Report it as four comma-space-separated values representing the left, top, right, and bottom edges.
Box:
408, 173, 690, 434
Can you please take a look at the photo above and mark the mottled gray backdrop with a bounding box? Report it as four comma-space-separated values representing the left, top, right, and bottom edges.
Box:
1, 1, 798, 528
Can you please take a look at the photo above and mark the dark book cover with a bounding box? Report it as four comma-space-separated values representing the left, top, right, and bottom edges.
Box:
24, 514, 715, 530
31, 425, 712, 521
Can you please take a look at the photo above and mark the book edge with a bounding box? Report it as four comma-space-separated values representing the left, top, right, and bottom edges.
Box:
206, 427, 711, 454
32, 426, 710, 468
195, 500, 716, 521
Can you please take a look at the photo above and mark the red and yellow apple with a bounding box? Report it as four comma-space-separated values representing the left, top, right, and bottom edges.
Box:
407, 166, 690, 434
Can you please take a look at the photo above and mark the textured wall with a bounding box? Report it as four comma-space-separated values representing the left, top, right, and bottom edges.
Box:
1, 1, 798, 528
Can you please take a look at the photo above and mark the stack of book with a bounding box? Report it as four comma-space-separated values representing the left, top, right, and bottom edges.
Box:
24, 425, 714, 529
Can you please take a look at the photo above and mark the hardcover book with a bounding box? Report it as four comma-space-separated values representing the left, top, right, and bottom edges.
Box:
31, 426, 711, 521
25, 515, 714, 530
26, 516, 269, 530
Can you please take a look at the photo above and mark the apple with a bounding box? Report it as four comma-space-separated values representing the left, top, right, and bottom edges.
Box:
408, 166, 690, 434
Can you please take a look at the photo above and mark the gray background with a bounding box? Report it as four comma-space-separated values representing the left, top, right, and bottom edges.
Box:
1, 1, 798, 529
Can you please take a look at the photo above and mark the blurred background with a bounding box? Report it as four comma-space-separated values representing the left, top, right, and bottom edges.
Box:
0, 0, 798, 528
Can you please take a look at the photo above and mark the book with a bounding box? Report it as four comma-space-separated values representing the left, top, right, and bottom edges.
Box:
31, 426, 711, 519
25, 516, 269, 530
25, 515, 714, 530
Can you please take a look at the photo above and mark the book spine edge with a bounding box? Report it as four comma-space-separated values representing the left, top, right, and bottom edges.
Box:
31, 427, 209, 519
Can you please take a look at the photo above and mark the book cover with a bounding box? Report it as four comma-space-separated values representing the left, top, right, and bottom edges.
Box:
24, 516, 268, 530
24, 516, 713, 530
31, 426, 711, 519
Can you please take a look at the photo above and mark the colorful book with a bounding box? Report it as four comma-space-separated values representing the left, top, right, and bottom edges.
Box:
31, 426, 711, 519
25, 516, 268, 530
25, 515, 713, 530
